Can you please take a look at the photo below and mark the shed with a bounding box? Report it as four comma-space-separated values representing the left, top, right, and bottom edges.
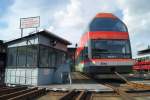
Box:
5, 30, 71, 85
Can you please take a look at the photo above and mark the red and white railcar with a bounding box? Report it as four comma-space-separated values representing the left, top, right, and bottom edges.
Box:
75, 13, 135, 77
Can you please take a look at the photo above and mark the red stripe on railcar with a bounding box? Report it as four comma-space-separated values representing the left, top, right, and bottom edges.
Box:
133, 65, 150, 70
89, 31, 129, 40
91, 58, 133, 62
80, 58, 134, 64
133, 66, 141, 70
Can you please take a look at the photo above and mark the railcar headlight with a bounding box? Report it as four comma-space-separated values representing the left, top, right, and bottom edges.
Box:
92, 61, 96, 64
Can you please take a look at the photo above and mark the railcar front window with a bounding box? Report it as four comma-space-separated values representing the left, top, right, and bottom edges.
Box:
92, 40, 131, 58
90, 18, 127, 32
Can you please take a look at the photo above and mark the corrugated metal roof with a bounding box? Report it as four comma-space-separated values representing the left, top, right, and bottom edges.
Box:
5, 29, 71, 45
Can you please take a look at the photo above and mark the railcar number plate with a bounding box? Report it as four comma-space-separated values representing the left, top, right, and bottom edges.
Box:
100, 62, 107, 66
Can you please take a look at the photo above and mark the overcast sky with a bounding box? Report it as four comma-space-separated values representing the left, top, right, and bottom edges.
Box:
0, 0, 150, 57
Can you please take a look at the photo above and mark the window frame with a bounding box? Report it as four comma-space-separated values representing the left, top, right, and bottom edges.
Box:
91, 39, 132, 59
90, 18, 128, 32
7, 45, 38, 68
38, 44, 66, 68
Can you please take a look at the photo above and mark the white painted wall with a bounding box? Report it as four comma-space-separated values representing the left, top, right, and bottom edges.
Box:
5, 68, 38, 85
5, 65, 71, 86
5, 68, 57, 86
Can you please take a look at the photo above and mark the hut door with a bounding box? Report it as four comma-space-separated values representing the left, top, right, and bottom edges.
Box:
62, 72, 69, 84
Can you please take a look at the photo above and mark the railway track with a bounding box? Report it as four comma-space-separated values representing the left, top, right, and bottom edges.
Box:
59, 90, 91, 100
99, 72, 150, 100
38, 72, 150, 100
71, 72, 95, 83
0, 86, 46, 100
58, 72, 150, 100
50, 89, 150, 100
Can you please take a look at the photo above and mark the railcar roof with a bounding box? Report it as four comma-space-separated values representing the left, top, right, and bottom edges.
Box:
95, 13, 117, 19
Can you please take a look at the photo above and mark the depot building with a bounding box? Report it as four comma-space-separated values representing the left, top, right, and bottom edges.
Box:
133, 47, 150, 72
5, 30, 71, 85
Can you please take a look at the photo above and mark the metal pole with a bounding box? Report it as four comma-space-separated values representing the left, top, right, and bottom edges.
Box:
74, 44, 77, 71
69, 72, 72, 85
36, 27, 38, 33
21, 28, 23, 38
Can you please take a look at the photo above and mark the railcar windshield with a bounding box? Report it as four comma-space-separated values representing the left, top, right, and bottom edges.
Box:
90, 18, 127, 32
91, 40, 131, 59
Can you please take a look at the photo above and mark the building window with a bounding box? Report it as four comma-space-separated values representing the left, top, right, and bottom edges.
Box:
17, 46, 26, 67
39, 46, 66, 68
51, 52, 56, 67
48, 49, 55, 68
39, 46, 49, 67
7, 47, 17, 67
7, 44, 66, 68
7, 45, 38, 68
26, 45, 37, 67
56, 51, 66, 66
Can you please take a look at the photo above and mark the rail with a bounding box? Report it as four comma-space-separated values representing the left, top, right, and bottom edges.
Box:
114, 71, 150, 90
76, 90, 86, 100
8, 88, 46, 100
59, 90, 77, 100
104, 84, 136, 100
91, 71, 150, 100
0, 86, 27, 96
58, 72, 150, 100
0, 87, 38, 99
59, 90, 92, 100
0, 86, 46, 100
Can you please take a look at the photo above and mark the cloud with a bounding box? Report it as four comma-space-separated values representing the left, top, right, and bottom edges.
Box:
0, 0, 150, 57
48, 0, 85, 45
48, 0, 121, 45
118, 0, 150, 36
118, 0, 150, 56
0, 0, 69, 41
0, 0, 14, 17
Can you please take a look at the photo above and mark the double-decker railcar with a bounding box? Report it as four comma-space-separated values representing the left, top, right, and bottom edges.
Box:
75, 13, 135, 78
